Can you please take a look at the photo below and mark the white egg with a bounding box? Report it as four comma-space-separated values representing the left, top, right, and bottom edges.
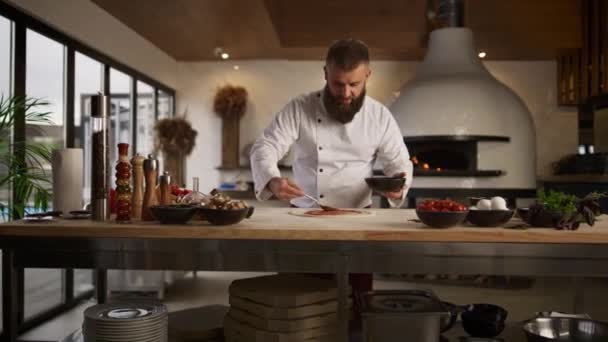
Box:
491, 196, 508, 210
469, 206, 478, 210
477, 199, 492, 210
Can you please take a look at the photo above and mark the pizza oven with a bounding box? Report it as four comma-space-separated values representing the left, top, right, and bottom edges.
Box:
389, 27, 537, 203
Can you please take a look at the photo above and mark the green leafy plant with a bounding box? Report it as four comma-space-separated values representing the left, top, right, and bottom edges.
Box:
528, 189, 605, 230
537, 189, 578, 215
0, 95, 54, 220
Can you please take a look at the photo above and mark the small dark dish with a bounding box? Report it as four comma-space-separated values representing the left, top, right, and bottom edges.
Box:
516, 208, 562, 227
199, 206, 254, 226
364, 176, 406, 193
150, 205, 197, 224
467, 210, 514, 227
522, 317, 608, 342
461, 304, 508, 338
67, 210, 91, 219
416, 210, 469, 228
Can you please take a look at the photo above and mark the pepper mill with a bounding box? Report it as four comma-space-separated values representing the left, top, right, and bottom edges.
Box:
130, 153, 145, 220
142, 154, 160, 221
90, 94, 110, 221
115, 143, 132, 222
159, 171, 172, 205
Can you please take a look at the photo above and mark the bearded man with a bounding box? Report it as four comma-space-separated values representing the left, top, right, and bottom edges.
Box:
251, 38, 413, 209
249, 38, 414, 329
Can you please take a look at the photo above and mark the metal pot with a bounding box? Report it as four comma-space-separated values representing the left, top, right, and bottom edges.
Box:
359, 289, 449, 342
522, 316, 608, 341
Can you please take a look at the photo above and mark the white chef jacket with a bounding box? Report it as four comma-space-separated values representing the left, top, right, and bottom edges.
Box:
250, 90, 413, 208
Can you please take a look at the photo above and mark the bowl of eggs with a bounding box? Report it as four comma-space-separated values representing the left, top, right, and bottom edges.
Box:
467, 196, 514, 227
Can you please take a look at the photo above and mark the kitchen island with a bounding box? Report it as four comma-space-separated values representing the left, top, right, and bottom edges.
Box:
2, 208, 608, 342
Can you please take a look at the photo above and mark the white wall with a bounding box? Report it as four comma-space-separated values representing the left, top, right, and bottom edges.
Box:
177, 60, 578, 192
7, 0, 178, 88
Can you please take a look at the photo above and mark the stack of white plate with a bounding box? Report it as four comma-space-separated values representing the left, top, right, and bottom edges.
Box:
83, 301, 168, 342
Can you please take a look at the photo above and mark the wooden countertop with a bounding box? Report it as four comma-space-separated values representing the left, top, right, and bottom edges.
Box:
1, 208, 607, 243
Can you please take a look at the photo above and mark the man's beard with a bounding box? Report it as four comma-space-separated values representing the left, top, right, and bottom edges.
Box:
322, 86, 366, 124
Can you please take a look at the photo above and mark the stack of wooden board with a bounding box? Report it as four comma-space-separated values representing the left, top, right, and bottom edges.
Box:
168, 305, 229, 342
224, 274, 350, 342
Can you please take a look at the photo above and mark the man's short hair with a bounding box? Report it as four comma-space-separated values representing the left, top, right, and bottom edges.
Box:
325, 39, 370, 71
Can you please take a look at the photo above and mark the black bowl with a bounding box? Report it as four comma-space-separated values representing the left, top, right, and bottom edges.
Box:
516, 208, 562, 227
364, 176, 406, 193
467, 210, 514, 227
416, 210, 468, 228
199, 206, 254, 226
462, 304, 508, 338
150, 205, 197, 224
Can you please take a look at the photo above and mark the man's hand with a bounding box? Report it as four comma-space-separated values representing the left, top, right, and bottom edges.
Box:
381, 172, 407, 200
268, 177, 305, 201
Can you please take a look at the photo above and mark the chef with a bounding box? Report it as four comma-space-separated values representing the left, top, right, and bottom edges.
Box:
250, 40, 413, 330
250, 38, 413, 208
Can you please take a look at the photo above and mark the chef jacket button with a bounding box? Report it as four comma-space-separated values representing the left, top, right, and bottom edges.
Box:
317, 118, 322, 123
320, 194, 324, 198
319, 168, 324, 173
318, 146, 323, 150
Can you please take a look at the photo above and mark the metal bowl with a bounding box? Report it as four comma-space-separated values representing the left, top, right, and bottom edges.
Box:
522, 317, 608, 342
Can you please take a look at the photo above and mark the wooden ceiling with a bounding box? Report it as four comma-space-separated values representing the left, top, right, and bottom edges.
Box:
91, 0, 582, 61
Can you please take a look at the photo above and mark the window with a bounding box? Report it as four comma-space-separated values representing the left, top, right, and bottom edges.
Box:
74, 52, 102, 204
73, 52, 101, 297
0, 15, 11, 225
24, 28, 65, 319
0, 14, 11, 330
0, 2, 175, 334
109, 68, 132, 167
157, 89, 173, 119
137, 81, 155, 156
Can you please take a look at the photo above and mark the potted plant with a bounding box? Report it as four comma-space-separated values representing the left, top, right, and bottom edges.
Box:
0, 95, 54, 220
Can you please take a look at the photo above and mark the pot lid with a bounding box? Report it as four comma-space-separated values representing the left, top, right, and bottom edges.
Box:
360, 290, 446, 314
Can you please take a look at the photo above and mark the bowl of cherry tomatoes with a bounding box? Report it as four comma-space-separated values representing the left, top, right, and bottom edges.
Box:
416, 200, 469, 228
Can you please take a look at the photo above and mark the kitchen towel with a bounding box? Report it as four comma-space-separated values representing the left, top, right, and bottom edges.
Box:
52, 148, 84, 213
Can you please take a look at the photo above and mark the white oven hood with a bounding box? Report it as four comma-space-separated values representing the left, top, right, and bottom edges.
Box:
390, 27, 536, 189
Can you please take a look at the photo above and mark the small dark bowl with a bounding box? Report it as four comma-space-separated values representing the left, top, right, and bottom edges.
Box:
462, 304, 508, 338
364, 176, 406, 193
416, 210, 468, 228
467, 210, 514, 227
516, 208, 562, 227
198, 206, 254, 226
150, 205, 197, 224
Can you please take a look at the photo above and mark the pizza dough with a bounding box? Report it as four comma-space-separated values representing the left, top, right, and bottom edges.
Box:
288, 209, 374, 218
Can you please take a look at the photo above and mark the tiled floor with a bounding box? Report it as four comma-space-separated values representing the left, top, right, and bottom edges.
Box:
19, 272, 608, 342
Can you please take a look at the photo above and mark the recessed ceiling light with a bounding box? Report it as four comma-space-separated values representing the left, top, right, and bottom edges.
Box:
478, 51, 487, 58
221, 52, 230, 60
233, 65, 239, 70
